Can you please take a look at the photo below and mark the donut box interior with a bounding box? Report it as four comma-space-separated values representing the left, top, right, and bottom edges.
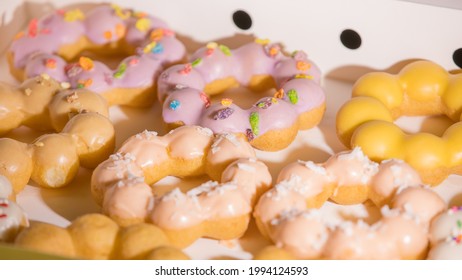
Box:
1, 0, 462, 259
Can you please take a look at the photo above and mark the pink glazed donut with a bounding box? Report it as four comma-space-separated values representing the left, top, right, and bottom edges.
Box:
8, 4, 186, 107
157, 40, 326, 151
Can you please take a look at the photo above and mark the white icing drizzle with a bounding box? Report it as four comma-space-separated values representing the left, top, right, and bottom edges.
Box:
298, 160, 327, 175
237, 163, 256, 172
135, 130, 158, 140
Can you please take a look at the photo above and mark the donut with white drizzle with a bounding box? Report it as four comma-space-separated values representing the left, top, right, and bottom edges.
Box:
428, 206, 462, 259
0, 175, 28, 242
254, 148, 446, 259
91, 126, 272, 247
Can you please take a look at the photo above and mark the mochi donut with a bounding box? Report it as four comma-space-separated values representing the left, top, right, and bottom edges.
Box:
254, 147, 446, 259
336, 60, 462, 185
157, 39, 325, 151
8, 4, 186, 107
427, 206, 462, 259
0, 176, 29, 242
91, 125, 272, 248
0, 75, 115, 192
14, 213, 189, 260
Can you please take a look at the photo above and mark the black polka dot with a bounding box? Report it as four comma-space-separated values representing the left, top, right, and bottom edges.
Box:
453, 48, 462, 68
340, 29, 362, 50
232, 10, 252, 30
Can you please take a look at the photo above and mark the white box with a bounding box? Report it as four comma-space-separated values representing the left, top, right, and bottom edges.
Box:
1, 0, 462, 259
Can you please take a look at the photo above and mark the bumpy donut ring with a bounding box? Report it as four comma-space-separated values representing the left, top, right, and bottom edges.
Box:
336, 60, 462, 185
14, 213, 189, 260
157, 40, 325, 151
254, 148, 446, 259
427, 206, 462, 259
91, 125, 272, 247
0, 75, 115, 191
0, 175, 29, 242
8, 4, 186, 107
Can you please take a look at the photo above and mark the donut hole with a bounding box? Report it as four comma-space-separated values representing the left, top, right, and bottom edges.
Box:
320, 200, 381, 225
394, 115, 454, 137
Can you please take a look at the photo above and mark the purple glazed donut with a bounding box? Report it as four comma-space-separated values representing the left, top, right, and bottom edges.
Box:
8, 4, 186, 107
157, 40, 326, 151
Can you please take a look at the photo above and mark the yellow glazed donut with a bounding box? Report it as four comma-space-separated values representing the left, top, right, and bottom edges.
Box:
336, 60, 462, 185
254, 148, 446, 259
8, 4, 186, 107
427, 206, 462, 259
14, 213, 189, 260
91, 125, 272, 248
157, 40, 325, 151
0, 75, 115, 192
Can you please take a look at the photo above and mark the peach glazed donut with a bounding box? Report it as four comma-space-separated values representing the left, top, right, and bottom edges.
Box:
253, 148, 446, 259
157, 39, 325, 151
0, 75, 115, 192
14, 213, 189, 260
0, 175, 28, 243
427, 206, 462, 259
8, 4, 186, 107
336, 60, 462, 185
91, 125, 272, 247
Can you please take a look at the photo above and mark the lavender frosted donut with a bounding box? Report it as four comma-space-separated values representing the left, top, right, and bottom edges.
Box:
8, 4, 186, 107
157, 40, 326, 151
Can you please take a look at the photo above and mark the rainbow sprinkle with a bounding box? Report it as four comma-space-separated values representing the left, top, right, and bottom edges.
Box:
152, 43, 164, 54
136, 18, 151, 32
207, 42, 218, 49
77, 79, 93, 88
214, 107, 234, 120
256, 99, 272, 109
169, 99, 180, 110
129, 58, 139, 66
79, 57, 94, 71
295, 73, 313, 80
246, 128, 255, 141
150, 29, 164, 41
112, 4, 131, 19
274, 88, 285, 99
113, 63, 127, 79
200, 92, 211, 108
192, 58, 202, 67
115, 24, 126, 38
143, 41, 157, 53
296, 61, 311, 71
249, 112, 260, 135
287, 89, 299, 104
255, 38, 270, 45
449, 206, 462, 214
45, 58, 57, 69
64, 9, 85, 22
13, 32, 24, 41
179, 64, 192, 75
266, 44, 280, 57
221, 98, 233, 107
219, 45, 232, 56
104, 31, 112, 40
28, 18, 38, 37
